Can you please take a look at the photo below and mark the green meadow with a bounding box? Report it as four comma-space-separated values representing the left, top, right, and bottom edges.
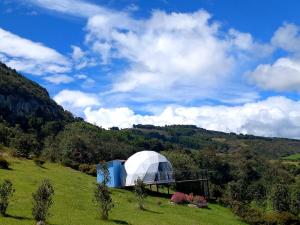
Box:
282, 153, 300, 161
0, 157, 246, 225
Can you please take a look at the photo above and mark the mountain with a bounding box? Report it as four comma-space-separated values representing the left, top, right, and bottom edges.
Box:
0, 62, 73, 128
129, 124, 300, 158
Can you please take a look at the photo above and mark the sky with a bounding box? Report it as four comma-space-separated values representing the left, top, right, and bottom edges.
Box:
1, 0, 300, 138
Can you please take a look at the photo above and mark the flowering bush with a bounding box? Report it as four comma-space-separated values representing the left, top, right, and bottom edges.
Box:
171, 192, 208, 208
171, 192, 187, 204
186, 193, 194, 203
193, 196, 208, 208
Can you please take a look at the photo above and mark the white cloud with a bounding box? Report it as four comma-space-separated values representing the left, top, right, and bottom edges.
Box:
71, 45, 85, 61
125, 4, 139, 13
247, 57, 300, 92
71, 45, 91, 70
84, 96, 300, 139
272, 23, 300, 53
44, 74, 74, 84
74, 74, 96, 88
85, 10, 270, 102
0, 27, 70, 75
248, 23, 300, 92
54, 89, 100, 113
27, 1, 271, 102
28, 0, 108, 18
229, 29, 273, 58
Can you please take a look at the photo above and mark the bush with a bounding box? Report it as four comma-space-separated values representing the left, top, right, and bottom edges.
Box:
230, 200, 249, 218
78, 164, 96, 176
0, 179, 14, 216
33, 158, 45, 167
271, 184, 291, 212
193, 196, 208, 208
170, 192, 187, 204
94, 163, 114, 220
186, 193, 194, 203
134, 177, 147, 210
185, 193, 208, 208
242, 208, 264, 225
0, 156, 9, 169
264, 211, 300, 225
61, 158, 79, 170
32, 179, 54, 224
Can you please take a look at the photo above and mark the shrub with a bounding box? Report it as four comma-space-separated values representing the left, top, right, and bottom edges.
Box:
61, 158, 79, 170
291, 188, 300, 216
94, 163, 114, 220
33, 158, 45, 167
78, 164, 96, 176
0, 179, 14, 216
186, 193, 194, 203
193, 196, 208, 208
271, 184, 291, 212
32, 179, 54, 224
185, 193, 208, 208
264, 211, 300, 225
134, 177, 147, 210
230, 200, 249, 218
242, 208, 264, 225
170, 192, 187, 204
0, 156, 9, 169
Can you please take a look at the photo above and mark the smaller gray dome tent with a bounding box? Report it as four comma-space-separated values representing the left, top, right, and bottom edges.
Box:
122, 151, 174, 186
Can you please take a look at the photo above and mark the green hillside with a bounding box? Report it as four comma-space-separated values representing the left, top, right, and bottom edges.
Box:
0, 157, 245, 225
282, 153, 300, 161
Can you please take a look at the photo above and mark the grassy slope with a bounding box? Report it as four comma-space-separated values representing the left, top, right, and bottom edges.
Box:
0, 158, 246, 225
282, 153, 300, 161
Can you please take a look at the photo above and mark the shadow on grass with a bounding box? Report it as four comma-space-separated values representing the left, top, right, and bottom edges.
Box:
142, 208, 163, 214
35, 164, 47, 169
0, 167, 13, 170
146, 189, 172, 199
5, 214, 31, 220
111, 219, 132, 225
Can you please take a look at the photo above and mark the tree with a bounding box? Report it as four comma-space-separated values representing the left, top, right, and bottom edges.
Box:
0, 179, 14, 216
161, 150, 198, 181
134, 177, 147, 210
291, 183, 300, 216
94, 163, 114, 220
249, 182, 267, 207
32, 179, 54, 225
271, 184, 291, 212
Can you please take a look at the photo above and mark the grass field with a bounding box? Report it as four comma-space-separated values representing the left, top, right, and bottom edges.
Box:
282, 153, 300, 161
0, 157, 246, 225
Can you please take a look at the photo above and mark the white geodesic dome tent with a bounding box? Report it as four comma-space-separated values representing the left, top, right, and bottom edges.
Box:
123, 151, 174, 186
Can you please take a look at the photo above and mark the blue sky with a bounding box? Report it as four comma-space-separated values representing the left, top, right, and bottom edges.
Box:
1, 0, 300, 138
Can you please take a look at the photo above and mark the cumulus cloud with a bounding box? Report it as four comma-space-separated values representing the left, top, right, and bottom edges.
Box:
248, 57, 300, 92
271, 23, 300, 53
0, 27, 70, 75
27, 0, 271, 102
248, 23, 300, 92
85, 10, 269, 102
229, 29, 273, 58
84, 96, 300, 139
54, 89, 100, 113
44, 74, 74, 84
